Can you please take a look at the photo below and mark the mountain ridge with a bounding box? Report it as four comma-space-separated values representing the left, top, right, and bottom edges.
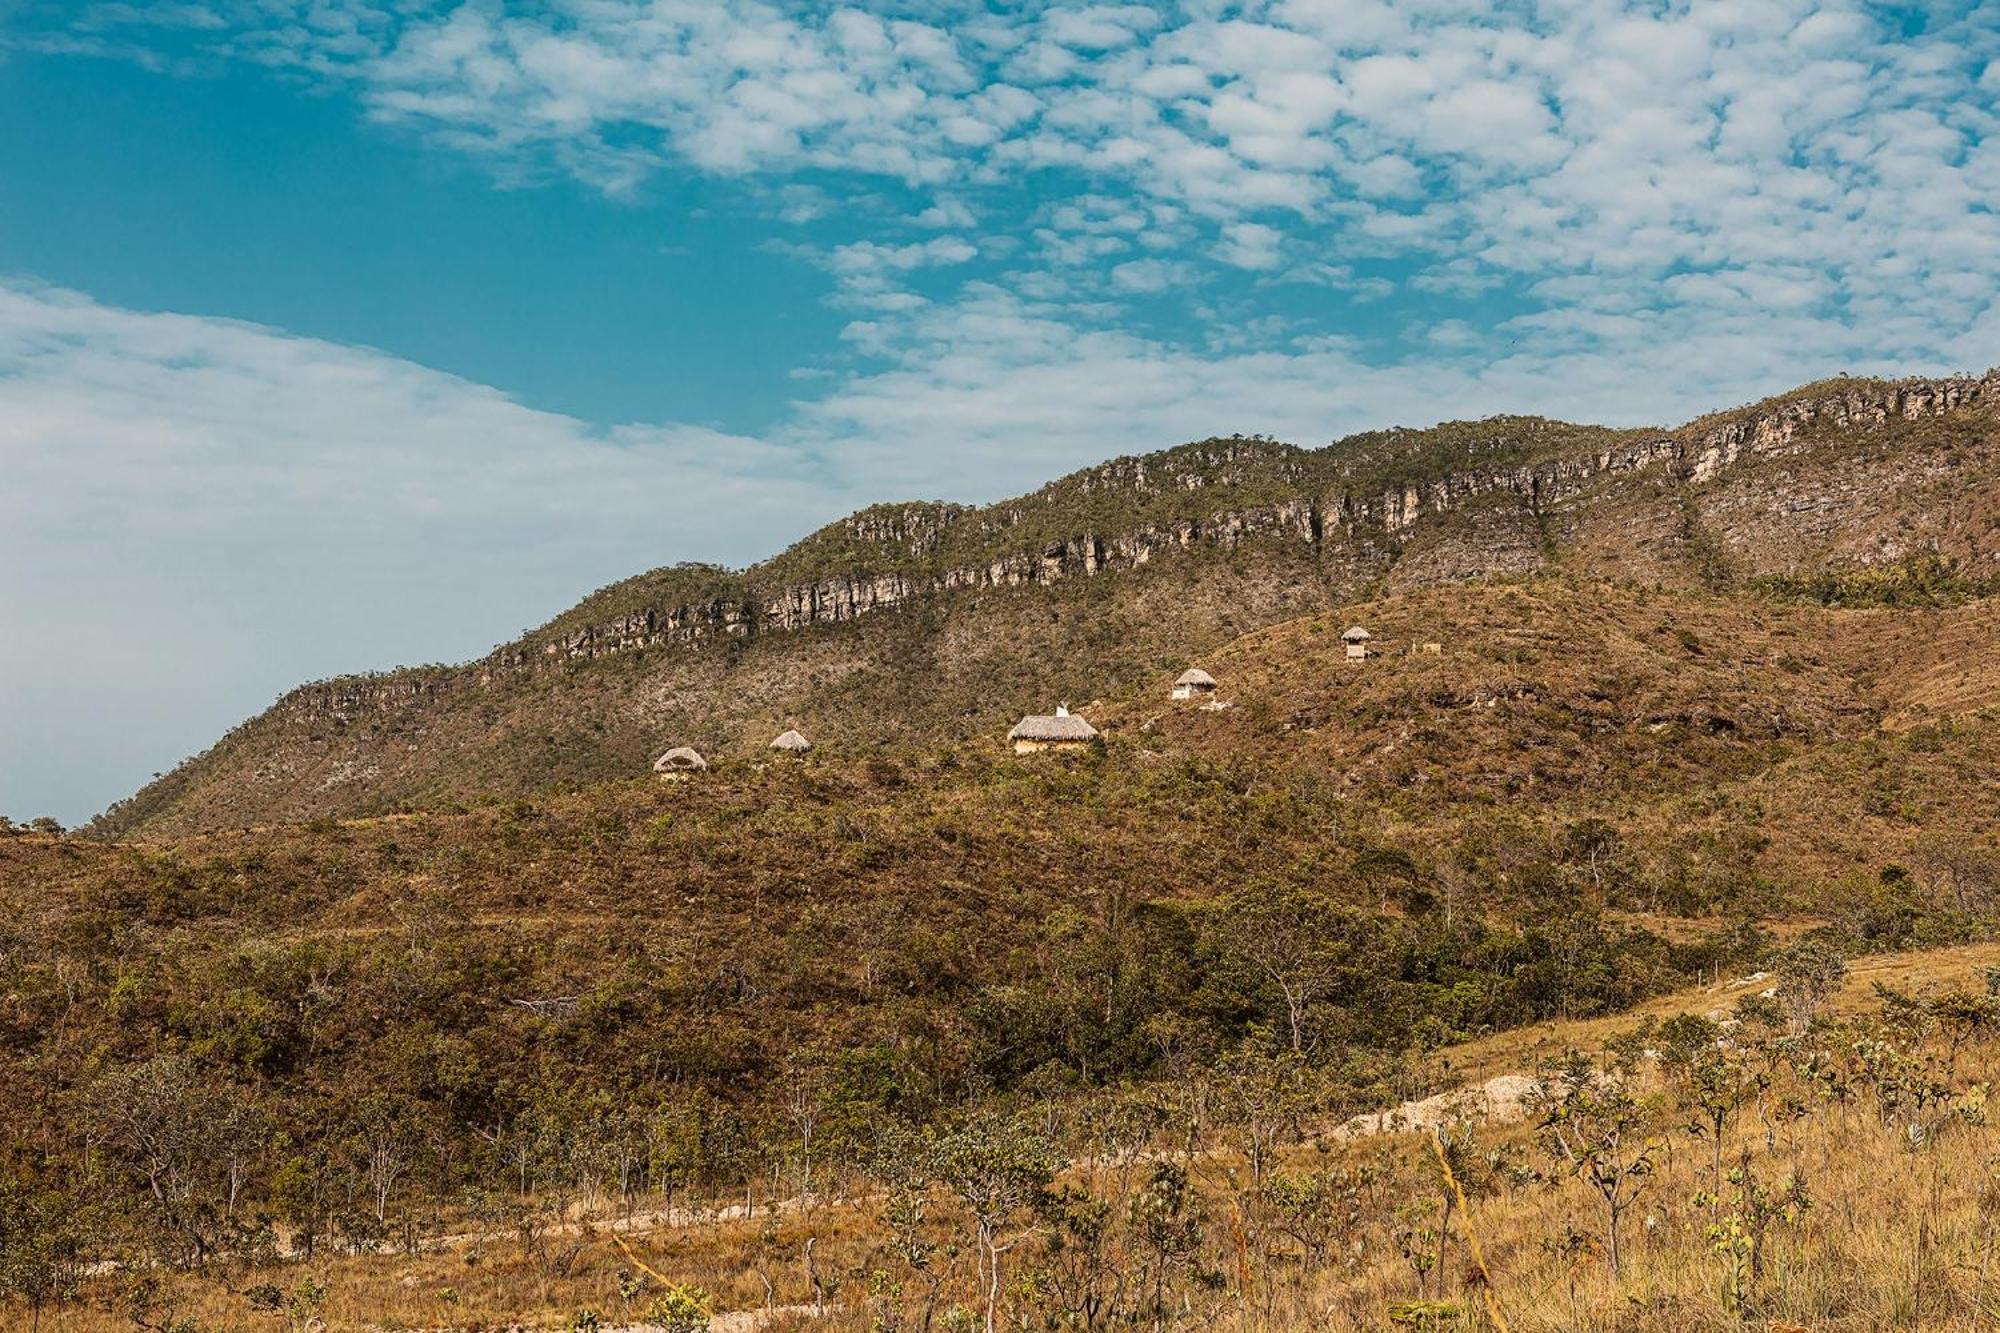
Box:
93, 369, 2000, 839
294, 370, 2000, 680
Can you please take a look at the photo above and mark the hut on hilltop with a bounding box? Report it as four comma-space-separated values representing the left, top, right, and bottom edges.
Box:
1008, 705, 1099, 754
1171, 668, 1218, 701
1342, 626, 1372, 660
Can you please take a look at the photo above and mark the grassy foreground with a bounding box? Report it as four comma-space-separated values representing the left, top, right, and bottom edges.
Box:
15, 945, 2000, 1332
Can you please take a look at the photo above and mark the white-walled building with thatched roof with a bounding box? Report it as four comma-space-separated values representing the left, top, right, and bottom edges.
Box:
653, 746, 708, 774
1171, 667, 1218, 701
1342, 625, 1372, 660
769, 729, 812, 754
1007, 704, 1099, 754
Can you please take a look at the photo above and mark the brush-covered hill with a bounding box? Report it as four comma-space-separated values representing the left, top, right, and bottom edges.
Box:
23, 569, 2000, 1100
12, 495, 2000, 1323
93, 370, 2000, 839
15, 371, 2000, 1332
15, 576, 2000, 1130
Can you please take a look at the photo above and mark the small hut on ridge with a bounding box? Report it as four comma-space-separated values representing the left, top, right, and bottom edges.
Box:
1171, 668, 1218, 701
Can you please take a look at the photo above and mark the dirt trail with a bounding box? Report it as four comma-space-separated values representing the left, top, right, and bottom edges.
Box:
425, 1194, 809, 1254
579, 1304, 821, 1333
1330, 943, 2000, 1141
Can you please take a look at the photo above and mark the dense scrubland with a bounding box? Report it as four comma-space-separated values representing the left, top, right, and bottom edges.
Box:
8, 570, 2000, 1328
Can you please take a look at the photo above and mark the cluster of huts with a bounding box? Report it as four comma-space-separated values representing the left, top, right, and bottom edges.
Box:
652, 727, 811, 775
654, 624, 1398, 770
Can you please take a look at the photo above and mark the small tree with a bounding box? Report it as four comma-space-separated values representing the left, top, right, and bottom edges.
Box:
1657, 1017, 1762, 1210
0, 1175, 88, 1329
881, 1183, 949, 1333
1536, 1051, 1659, 1275
1260, 1166, 1362, 1269
1206, 886, 1352, 1054
1423, 1121, 1499, 1293
1127, 1162, 1212, 1331
1211, 1048, 1321, 1187
87, 1055, 262, 1266
922, 1115, 1055, 1333
1772, 941, 1848, 1036
1702, 1156, 1811, 1317
1033, 1184, 1121, 1332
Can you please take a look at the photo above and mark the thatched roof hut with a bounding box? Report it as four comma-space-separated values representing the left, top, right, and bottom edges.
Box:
769, 729, 812, 754
1342, 625, 1372, 659
1172, 667, 1218, 699
1008, 705, 1099, 752
653, 746, 708, 773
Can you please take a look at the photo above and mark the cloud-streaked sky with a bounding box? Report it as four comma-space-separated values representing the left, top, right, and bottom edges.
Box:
3, 1, 1998, 823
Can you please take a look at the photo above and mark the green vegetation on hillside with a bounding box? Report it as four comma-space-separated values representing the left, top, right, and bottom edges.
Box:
9, 617, 2000, 1316
1755, 554, 2000, 608
90, 370, 2000, 841
7, 760, 2000, 1330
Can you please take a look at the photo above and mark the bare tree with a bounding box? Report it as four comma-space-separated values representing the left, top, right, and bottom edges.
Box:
1772, 940, 1848, 1036
1211, 886, 1350, 1055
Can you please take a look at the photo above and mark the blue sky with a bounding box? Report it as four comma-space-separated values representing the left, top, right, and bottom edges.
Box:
2, 0, 1997, 823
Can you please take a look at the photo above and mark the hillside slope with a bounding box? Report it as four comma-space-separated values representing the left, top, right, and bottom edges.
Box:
95, 371, 2000, 837
23, 575, 2000, 1108
12, 547, 2000, 1327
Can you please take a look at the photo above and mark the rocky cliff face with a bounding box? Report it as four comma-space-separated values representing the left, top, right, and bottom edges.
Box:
505, 372, 2000, 652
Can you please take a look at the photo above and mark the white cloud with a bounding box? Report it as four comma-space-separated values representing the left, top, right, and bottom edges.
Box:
56, 0, 1984, 357
1110, 256, 1198, 292
1217, 221, 1284, 270
0, 281, 839, 822
827, 236, 979, 278
914, 196, 978, 228
1042, 6, 1160, 53
815, 234, 979, 309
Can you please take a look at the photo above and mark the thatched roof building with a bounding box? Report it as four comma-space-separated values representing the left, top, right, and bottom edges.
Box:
1171, 667, 1218, 699
653, 746, 708, 773
769, 729, 812, 754
1342, 625, 1372, 659
1008, 705, 1099, 753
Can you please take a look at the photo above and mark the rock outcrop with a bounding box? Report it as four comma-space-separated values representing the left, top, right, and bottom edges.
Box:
513, 372, 2000, 652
